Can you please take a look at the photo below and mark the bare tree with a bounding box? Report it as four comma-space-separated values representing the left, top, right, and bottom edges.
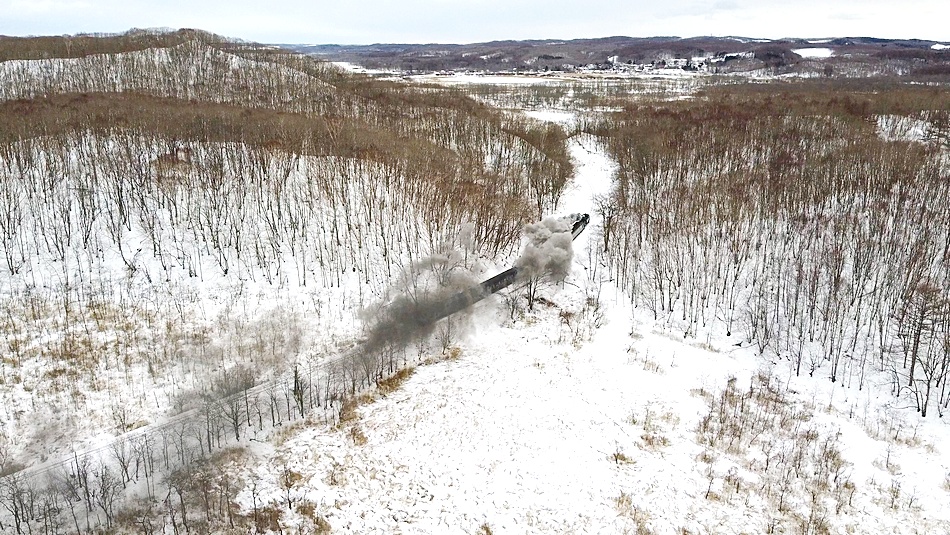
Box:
91, 464, 123, 529
896, 282, 949, 416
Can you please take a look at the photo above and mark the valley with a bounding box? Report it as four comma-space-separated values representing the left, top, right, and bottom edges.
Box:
0, 28, 949, 534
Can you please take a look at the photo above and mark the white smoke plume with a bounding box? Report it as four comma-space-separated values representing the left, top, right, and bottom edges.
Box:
358, 216, 576, 355
515, 216, 574, 284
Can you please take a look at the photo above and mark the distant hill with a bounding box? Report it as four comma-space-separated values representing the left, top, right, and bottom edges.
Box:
281, 35, 950, 77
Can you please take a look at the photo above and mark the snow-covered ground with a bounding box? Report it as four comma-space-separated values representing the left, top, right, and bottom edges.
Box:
877, 114, 934, 143
407, 69, 704, 87
793, 47, 835, 59
235, 121, 950, 534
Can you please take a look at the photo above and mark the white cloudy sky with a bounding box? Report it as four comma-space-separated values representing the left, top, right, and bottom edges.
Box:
1, 0, 946, 44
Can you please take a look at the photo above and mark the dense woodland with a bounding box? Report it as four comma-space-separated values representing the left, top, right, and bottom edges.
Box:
591, 84, 950, 417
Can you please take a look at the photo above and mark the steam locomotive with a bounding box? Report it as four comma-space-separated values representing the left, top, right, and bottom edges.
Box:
419, 213, 590, 325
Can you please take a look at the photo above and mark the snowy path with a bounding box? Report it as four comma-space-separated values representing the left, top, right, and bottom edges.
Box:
558, 134, 615, 220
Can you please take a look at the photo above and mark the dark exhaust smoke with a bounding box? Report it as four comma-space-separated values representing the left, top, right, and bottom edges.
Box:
358, 214, 589, 352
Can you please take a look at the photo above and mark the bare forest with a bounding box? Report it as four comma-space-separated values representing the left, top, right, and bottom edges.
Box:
0, 29, 573, 534
590, 84, 950, 417
1, 27, 950, 535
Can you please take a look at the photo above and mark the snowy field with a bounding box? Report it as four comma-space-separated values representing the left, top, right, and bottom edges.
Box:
407, 70, 706, 86
792, 48, 835, 59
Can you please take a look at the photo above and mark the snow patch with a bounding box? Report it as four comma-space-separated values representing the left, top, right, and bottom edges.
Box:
792, 47, 834, 59
410, 73, 563, 85
876, 114, 931, 143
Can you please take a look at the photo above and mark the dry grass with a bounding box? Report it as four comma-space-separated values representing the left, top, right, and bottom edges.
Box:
378, 366, 417, 395
614, 491, 654, 534
860, 413, 931, 450
337, 393, 373, 425
335, 366, 417, 446
628, 403, 679, 431
348, 424, 368, 446
694, 341, 720, 353
640, 433, 671, 449
325, 461, 348, 487
611, 449, 635, 465
255, 504, 284, 533
295, 500, 332, 534
423, 346, 465, 365
626, 347, 665, 374
338, 366, 417, 425
615, 491, 634, 515
695, 372, 856, 527
627, 403, 678, 450
627, 403, 680, 450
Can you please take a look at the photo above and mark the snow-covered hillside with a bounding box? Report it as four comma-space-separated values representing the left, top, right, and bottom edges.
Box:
2, 33, 949, 534
0, 37, 576, 533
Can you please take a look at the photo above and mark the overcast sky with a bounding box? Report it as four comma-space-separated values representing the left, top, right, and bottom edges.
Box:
1, 0, 946, 45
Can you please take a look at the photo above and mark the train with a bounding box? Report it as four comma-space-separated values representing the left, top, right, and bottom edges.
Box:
416, 213, 590, 325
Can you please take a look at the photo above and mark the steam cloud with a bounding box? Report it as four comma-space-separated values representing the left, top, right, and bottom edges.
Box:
358, 251, 478, 355
515, 216, 574, 284
358, 216, 576, 355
